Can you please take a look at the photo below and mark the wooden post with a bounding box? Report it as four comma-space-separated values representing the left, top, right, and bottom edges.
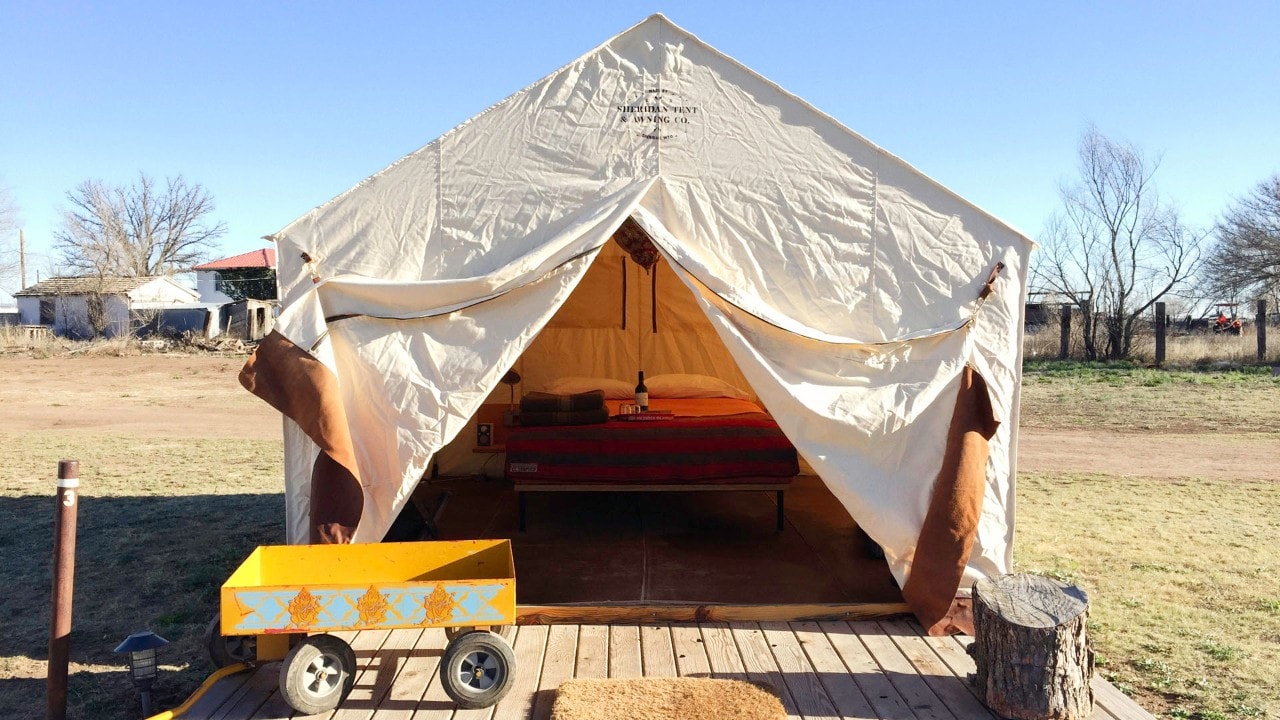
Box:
972, 573, 1094, 720
1058, 304, 1071, 360
1258, 299, 1267, 361
47, 460, 80, 720
1154, 302, 1166, 366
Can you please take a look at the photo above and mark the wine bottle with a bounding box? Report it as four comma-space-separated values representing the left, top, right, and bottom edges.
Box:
635, 370, 649, 411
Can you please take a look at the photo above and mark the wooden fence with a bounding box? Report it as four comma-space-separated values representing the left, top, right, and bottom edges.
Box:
1026, 299, 1274, 365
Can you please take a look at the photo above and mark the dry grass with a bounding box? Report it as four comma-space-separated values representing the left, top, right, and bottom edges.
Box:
1020, 361, 1280, 432
0, 433, 282, 720
1017, 363, 1280, 720
1017, 473, 1280, 720
0, 324, 71, 355
1023, 320, 1280, 367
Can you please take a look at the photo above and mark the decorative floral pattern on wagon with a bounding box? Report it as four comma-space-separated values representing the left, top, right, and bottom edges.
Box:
226, 582, 510, 633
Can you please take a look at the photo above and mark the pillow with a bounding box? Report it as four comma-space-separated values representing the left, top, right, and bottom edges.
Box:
545, 376, 634, 400
646, 374, 752, 400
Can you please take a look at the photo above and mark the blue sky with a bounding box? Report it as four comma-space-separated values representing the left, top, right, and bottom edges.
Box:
2, 1, 1278, 301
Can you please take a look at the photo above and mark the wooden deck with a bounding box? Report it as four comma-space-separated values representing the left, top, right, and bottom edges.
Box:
179, 620, 1155, 720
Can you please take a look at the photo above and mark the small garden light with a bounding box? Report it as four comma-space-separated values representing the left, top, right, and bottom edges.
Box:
113, 631, 168, 717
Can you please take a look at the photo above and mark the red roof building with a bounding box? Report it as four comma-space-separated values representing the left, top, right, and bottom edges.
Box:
193, 248, 276, 271
193, 249, 278, 303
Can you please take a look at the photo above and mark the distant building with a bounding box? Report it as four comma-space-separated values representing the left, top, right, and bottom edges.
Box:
192, 249, 279, 340
14, 276, 203, 339
193, 249, 277, 303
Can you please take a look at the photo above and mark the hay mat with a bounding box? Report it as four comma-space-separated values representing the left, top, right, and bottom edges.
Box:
550, 677, 785, 720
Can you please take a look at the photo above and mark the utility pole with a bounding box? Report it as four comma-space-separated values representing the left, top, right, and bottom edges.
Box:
20, 229, 27, 289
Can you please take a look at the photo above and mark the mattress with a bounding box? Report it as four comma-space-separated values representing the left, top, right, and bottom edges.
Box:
505, 398, 799, 484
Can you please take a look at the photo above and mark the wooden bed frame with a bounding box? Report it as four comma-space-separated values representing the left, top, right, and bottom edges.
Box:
514, 479, 792, 533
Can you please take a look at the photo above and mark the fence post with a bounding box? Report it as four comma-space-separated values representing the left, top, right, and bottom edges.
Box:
1258, 299, 1268, 362
47, 460, 80, 720
1059, 304, 1072, 360
1155, 302, 1166, 366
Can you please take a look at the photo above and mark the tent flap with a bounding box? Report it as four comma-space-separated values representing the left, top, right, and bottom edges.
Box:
901, 365, 998, 635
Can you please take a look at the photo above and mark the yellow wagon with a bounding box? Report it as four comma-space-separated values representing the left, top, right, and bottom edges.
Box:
206, 539, 517, 713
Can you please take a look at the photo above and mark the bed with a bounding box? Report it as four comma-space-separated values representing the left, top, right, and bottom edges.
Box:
504, 384, 799, 531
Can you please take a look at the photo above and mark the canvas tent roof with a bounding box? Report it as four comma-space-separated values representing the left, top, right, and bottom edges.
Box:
240, 14, 1032, 634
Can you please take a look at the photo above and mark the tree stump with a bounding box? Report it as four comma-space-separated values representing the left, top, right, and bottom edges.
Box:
972, 573, 1094, 720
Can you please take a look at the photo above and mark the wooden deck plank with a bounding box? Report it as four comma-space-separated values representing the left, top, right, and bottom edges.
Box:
790, 622, 878, 720
760, 621, 840, 720
1092, 676, 1157, 720
573, 624, 609, 679
237, 671, 291, 720
332, 629, 423, 720
820, 620, 917, 720
669, 624, 711, 677
246, 687, 296, 720
208, 663, 279, 720
878, 620, 997, 720
373, 628, 447, 720
730, 622, 799, 719
927, 633, 977, 680
176, 620, 1159, 720
639, 624, 678, 677
607, 625, 643, 678
183, 667, 255, 720
852, 621, 955, 720
915, 630, 1023, 719
491, 625, 549, 720
699, 623, 748, 681
530, 625, 579, 720
410, 628, 460, 720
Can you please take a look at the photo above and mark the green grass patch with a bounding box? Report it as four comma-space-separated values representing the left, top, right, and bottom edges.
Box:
1019, 362, 1280, 432
1197, 641, 1242, 662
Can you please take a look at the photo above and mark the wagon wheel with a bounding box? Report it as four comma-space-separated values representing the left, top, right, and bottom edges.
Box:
279, 634, 357, 715
444, 624, 516, 642
204, 614, 256, 668
440, 631, 516, 709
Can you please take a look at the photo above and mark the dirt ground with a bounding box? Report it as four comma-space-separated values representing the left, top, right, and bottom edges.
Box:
1017, 429, 1277, 481
1, 354, 1274, 481
0, 355, 277, 440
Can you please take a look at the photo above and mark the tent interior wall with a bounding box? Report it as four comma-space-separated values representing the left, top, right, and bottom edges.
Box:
432, 225, 757, 478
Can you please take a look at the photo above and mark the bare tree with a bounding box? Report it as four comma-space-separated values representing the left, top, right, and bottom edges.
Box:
1204, 174, 1280, 308
0, 186, 19, 285
53, 173, 226, 277
1033, 126, 1204, 360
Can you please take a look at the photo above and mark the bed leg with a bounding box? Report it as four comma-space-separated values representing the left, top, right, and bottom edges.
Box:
518, 492, 527, 533
776, 490, 785, 532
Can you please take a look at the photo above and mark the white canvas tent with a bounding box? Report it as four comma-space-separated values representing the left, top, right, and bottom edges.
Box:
241, 14, 1032, 633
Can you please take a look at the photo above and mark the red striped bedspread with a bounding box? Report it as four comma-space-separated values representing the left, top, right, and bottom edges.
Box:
504, 403, 798, 485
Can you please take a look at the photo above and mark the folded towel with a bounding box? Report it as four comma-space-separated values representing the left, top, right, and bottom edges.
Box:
520, 389, 606, 413
517, 407, 610, 427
